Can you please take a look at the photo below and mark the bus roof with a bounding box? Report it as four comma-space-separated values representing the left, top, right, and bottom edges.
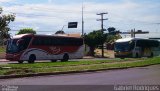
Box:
12, 34, 33, 39
115, 37, 149, 43
12, 34, 82, 39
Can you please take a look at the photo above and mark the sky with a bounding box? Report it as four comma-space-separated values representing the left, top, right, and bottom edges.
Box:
0, 0, 160, 37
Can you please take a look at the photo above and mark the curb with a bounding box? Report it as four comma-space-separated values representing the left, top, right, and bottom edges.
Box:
0, 64, 157, 79
0, 59, 9, 62
0, 68, 128, 79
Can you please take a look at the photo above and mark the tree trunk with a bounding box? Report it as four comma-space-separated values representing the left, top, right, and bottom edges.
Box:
88, 46, 95, 56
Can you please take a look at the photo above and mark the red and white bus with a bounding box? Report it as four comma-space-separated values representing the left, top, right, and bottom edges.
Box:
6, 34, 84, 63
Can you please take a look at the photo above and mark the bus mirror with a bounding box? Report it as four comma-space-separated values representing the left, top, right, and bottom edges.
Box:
17, 39, 24, 46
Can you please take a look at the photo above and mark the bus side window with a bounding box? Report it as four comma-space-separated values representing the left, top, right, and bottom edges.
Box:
52, 37, 59, 46
48, 38, 52, 46
130, 41, 135, 50
22, 37, 32, 49
64, 38, 69, 45
77, 39, 83, 46
32, 37, 41, 45
43, 37, 50, 46
61, 38, 66, 45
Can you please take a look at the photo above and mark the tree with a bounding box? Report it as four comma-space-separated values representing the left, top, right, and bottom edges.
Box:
0, 7, 15, 40
84, 30, 107, 56
17, 28, 36, 35
106, 27, 122, 50
107, 27, 122, 43
107, 27, 121, 35
106, 34, 122, 44
108, 27, 116, 33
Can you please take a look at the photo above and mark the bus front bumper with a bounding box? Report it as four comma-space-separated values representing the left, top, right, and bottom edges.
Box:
6, 54, 20, 61
114, 51, 132, 58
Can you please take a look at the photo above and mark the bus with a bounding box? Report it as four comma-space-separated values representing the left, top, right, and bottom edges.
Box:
114, 38, 160, 58
6, 34, 84, 63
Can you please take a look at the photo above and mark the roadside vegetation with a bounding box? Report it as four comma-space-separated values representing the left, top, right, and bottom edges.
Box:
16, 28, 36, 35
0, 57, 160, 76
84, 27, 121, 56
0, 7, 15, 42
0, 46, 5, 53
0, 46, 5, 59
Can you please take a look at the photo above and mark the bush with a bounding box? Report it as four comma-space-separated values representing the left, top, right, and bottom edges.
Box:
17, 28, 36, 35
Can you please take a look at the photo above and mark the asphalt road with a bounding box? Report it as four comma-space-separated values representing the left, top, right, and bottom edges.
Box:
0, 64, 160, 91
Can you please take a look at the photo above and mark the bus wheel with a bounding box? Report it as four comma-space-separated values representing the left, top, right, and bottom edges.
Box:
51, 60, 57, 62
61, 54, 69, 62
28, 54, 36, 63
18, 60, 24, 64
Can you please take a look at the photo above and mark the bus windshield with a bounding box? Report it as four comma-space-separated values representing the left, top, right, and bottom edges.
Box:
6, 39, 19, 53
115, 41, 134, 52
6, 37, 32, 53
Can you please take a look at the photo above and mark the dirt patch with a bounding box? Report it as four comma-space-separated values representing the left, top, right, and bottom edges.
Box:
95, 49, 115, 58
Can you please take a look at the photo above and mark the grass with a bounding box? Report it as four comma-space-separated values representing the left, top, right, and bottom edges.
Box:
0, 46, 5, 53
0, 57, 160, 76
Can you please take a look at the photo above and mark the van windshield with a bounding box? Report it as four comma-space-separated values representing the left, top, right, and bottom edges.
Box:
114, 41, 135, 52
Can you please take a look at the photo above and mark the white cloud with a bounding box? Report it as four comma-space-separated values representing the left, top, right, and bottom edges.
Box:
2, 0, 160, 36
0, 0, 15, 3
48, 0, 54, 3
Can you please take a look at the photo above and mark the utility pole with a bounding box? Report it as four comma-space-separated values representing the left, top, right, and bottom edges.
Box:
131, 28, 136, 38
82, 3, 84, 37
97, 12, 108, 58
131, 29, 134, 38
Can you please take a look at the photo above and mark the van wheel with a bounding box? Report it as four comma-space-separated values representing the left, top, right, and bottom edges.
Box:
18, 60, 24, 64
28, 54, 36, 63
61, 54, 69, 62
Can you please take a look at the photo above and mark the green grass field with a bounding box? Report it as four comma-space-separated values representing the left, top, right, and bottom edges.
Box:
0, 57, 160, 76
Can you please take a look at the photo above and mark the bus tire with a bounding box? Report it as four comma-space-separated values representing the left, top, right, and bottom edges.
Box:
61, 54, 69, 62
51, 60, 57, 62
18, 60, 24, 64
28, 54, 36, 63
